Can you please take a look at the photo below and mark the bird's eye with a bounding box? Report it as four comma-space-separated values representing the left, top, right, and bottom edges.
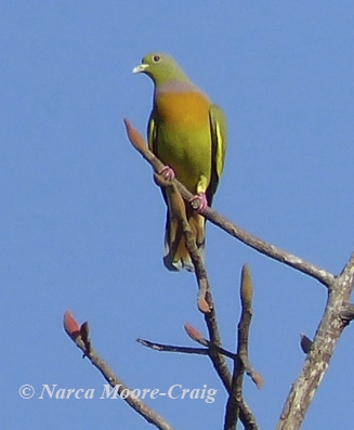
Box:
153, 55, 160, 63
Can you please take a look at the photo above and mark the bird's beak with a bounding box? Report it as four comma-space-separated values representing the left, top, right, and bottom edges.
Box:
132, 64, 149, 74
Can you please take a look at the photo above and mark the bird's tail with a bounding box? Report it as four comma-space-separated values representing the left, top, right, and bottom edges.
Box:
163, 205, 205, 272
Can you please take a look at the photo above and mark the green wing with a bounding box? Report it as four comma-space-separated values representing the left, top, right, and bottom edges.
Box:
147, 109, 170, 207
147, 109, 158, 154
207, 103, 227, 204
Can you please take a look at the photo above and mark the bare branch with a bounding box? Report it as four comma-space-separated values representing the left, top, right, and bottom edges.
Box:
224, 266, 261, 430
136, 338, 209, 355
63, 312, 174, 430
225, 266, 252, 430
276, 251, 354, 430
137, 335, 236, 360
238, 400, 261, 430
238, 265, 262, 389
205, 210, 334, 288
124, 118, 334, 287
276, 290, 345, 429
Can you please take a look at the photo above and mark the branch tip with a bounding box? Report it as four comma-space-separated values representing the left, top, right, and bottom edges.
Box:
63, 310, 80, 340
123, 117, 147, 154
300, 332, 313, 354
240, 264, 253, 308
251, 371, 263, 389
184, 323, 205, 344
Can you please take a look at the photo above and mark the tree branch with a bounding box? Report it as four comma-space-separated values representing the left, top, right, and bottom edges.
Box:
224, 265, 262, 430
124, 118, 334, 288
276, 250, 354, 429
136, 338, 209, 356
63, 312, 174, 430
137, 333, 236, 360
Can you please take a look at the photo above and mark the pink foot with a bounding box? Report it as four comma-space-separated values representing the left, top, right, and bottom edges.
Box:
190, 192, 208, 213
159, 165, 176, 181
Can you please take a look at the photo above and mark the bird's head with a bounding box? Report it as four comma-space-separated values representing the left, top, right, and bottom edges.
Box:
133, 52, 189, 86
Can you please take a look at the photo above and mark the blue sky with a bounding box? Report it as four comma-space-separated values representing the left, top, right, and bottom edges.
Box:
2, 1, 354, 429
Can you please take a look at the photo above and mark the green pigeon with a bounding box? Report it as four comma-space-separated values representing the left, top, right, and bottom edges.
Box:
133, 52, 227, 271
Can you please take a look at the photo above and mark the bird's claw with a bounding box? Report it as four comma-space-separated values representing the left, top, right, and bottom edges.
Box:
159, 165, 176, 181
190, 192, 208, 213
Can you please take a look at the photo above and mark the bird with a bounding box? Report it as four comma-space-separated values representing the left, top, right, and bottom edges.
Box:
133, 52, 227, 271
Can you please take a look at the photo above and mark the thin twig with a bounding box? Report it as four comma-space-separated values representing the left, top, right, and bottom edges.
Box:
137, 334, 236, 360
223, 353, 243, 430
224, 265, 261, 430
136, 338, 209, 355
64, 312, 174, 430
124, 118, 334, 287
237, 266, 262, 389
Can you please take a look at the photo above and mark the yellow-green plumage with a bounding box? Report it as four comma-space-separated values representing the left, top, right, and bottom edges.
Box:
133, 53, 227, 271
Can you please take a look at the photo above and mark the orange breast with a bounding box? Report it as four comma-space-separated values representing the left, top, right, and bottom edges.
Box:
156, 91, 210, 128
